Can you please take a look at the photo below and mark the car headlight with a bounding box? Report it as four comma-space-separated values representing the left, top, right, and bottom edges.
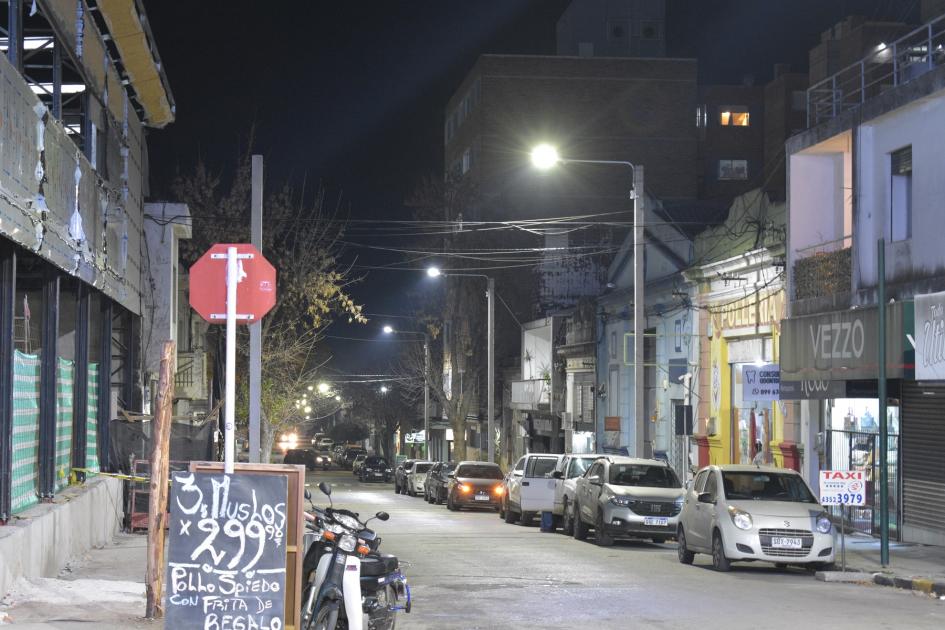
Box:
338, 533, 357, 553
316, 457, 323, 462
727, 505, 753, 530
816, 513, 832, 534
608, 495, 632, 507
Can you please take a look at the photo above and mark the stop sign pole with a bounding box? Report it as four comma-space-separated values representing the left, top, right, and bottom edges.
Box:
223, 246, 250, 472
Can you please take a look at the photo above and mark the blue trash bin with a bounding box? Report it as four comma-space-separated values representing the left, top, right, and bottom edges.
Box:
540, 511, 555, 532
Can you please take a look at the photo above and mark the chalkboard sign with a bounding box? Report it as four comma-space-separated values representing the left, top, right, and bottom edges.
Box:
166, 471, 288, 629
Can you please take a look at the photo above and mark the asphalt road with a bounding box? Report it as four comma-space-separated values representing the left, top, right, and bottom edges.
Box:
308, 469, 944, 630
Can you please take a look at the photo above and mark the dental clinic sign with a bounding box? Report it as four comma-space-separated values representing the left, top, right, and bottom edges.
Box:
742, 363, 780, 401
915, 291, 945, 380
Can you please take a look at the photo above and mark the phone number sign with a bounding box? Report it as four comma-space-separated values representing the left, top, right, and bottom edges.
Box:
819, 470, 866, 506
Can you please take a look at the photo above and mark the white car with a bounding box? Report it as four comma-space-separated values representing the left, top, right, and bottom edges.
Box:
501, 453, 564, 524
551, 454, 601, 534
316, 437, 334, 450
405, 461, 433, 497
676, 465, 836, 571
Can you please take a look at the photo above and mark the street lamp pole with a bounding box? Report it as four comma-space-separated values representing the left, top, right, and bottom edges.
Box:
384, 325, 431, 458
530, 146, 649, 457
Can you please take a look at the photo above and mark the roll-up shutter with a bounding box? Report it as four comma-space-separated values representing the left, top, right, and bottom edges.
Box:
901, 382, 945, 542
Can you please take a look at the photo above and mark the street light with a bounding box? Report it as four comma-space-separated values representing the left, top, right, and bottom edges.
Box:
427, 267, 496, 464
382, 324, 394, 334
307, 385, 314, 391
383, 323, 431, 459
529, 144, 649, 458
335, 395, 341, 402
380, 385, 389, 394
304, 406, 312, 414
318, 382, 330, 394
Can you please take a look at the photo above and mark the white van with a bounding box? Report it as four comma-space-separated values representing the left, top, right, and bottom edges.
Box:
500, 453, 564, 524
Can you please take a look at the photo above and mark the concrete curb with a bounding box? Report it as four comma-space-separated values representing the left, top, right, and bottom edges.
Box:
872, 573, 945, 598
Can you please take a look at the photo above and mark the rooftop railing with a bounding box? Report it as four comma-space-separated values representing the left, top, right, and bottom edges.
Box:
807, 13, 945, 127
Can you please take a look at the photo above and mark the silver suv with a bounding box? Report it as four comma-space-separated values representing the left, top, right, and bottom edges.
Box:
571, 456, 684, 546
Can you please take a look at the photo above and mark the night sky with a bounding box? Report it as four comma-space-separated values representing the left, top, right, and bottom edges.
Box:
143, 0, 920, 373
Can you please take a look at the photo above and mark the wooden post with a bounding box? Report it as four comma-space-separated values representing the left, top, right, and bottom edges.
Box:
145, 341, 175, 619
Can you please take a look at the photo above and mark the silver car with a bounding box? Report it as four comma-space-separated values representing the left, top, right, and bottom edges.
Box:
571, 456, 684, 546
551, 454, 600, 535
676, 465, 835, 571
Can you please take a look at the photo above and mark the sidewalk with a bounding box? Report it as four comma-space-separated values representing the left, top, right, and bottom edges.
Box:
0, 533, 159, 628
821, 533, 945, 598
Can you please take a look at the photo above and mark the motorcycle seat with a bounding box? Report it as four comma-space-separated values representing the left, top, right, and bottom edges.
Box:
360, 553, 399, 576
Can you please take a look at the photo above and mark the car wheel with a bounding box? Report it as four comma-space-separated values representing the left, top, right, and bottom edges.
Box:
561, 499, 574, 536
572, 503, 589, 541
498, 499, 506, 519
712, 530, 732, 572
393, 482, 400, 494
447, 493, 458, 511
518, 510, 533, 526
435, 490, 443, 506
812, 562, 836, 572
504, 502, 517, 524
677, 528, 695, 565
595, 509, 615, 547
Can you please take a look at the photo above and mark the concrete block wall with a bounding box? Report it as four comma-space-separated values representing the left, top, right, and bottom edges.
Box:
0, 477, 123, 598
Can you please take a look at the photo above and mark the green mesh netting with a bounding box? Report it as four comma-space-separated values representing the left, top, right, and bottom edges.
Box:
12, 351, 40, 513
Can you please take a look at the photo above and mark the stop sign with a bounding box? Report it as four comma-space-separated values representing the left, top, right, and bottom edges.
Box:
189, 244, 277, 324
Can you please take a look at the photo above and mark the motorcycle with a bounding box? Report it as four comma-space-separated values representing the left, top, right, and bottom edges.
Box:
300, 482, 411, 630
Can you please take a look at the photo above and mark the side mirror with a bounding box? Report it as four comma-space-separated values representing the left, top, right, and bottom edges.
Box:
697, 492, 715, 504
551, 470, 563, 479
304, 489, 312, 501
689, 464, 699, 475
448, 473, 455, 478
512, 470, 523, 477
319, 481, 332, 496
376, 511, 390, 522
588, 475, 602, 485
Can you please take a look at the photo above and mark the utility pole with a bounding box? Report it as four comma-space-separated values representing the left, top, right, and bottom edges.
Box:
633, 165, 650, 458
423, 334, 430, 460
249, 156, 263, 462
877, 238, 889, 566
487, 277, 495, 463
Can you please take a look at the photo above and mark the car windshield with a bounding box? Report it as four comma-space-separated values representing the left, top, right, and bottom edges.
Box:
441, 463, 456, 474
609, 465, 681, 488
568, 458, 594, 478
414, 464, 432, 474
456, 465, 502, 479
365, 457, 386, 466
721, 471, 818, 503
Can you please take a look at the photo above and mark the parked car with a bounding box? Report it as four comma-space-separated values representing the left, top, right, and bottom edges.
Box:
405, 461, 434, 496
351, 453, 368, 475
501, 453, 564, 524
283, 448, 318, 471
313, 449, 334, 470
342, 447, 366, 468
676, 464, 835, 571
424, 462, 455, 504
358, 456, 392, 482
394, 459, 416, 494
316, 437, 334, 450
447, 461, 504, 511
571, 456, 684, 546
551, 454, 601, 534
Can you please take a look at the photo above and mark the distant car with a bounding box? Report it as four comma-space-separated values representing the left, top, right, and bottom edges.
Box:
551, 454, 601, 534
342, 448, 366, 468
676, 464, 835, 571
405, 461, 433, 496
351, 454, 368, 475
394, 459, 416, 494
571, 456, 684, 546
447, 461, 504, 511
359, 456, 392, 482
316, 437, 335, 450
424, 462, 456, 504
501, 453, 564, 525
283, 448, 318, 471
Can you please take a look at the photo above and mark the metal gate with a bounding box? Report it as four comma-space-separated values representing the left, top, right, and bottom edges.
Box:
901, 382, 945, 543
825, 429, 900, 538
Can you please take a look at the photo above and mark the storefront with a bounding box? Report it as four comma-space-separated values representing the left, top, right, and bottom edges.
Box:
780, 302, 912, 539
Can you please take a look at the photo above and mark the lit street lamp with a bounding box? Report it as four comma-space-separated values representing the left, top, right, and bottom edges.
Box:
427, 266, 496, 464
380, 385, 389, 394
318, 382, 330, 394
384, 324, 431, 458
530, 144, 649, 457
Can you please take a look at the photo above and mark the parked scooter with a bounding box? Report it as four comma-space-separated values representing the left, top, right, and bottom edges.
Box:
300, 482, 410, 630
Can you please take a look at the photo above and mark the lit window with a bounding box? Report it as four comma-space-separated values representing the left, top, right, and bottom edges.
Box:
718, 159, 748, 180
462, 148, 471, 174
720, 107, 750, 126
890, 146, 912, 241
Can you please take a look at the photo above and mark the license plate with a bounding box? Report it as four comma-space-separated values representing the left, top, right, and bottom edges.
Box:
771, 537, 803, 549
474, 494, 490, 501
373, 473, 383, 477
643, 517, 669, 526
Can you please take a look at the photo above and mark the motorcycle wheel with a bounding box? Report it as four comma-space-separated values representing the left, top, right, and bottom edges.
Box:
309, 604, 339, 630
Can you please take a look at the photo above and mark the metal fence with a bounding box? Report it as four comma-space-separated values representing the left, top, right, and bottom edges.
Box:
808, 13, 945, 127
825, 429, 900, 538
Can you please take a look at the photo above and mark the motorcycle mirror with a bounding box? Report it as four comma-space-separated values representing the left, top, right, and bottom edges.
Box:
304, 489, 312, 501
375, 511, 390, 522
319, 481, 332, 496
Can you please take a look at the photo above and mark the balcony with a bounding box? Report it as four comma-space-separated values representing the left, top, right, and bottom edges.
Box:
808, 13, 945, 126
510, 379, 550, 410
793, 237, 852, 301
175, 351, 209, 401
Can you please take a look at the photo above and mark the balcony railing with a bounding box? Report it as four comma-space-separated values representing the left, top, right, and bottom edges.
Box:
510, 379, 550, 410
807, 13, 945, 127
793, 236, 853, 301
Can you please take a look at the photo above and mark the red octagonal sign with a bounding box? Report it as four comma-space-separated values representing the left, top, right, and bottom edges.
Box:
189, 244, 277, 324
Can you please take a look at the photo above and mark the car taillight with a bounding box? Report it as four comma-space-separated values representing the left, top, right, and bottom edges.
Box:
494, 485, 505, 495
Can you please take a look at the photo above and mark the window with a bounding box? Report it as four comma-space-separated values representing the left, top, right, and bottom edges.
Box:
586, 462, 604, 480
527, 457, 558, 478
696, 105, 707, 128
704, 470, 718, 498
568, 457, 594, 479
693, 469, 709, 493
718, 159, 748, 180
461, 147, 472, 174
609, 464, 681, 488
719, 107, 750, 126
513, 457, 526, 474
890, 145, 912, 241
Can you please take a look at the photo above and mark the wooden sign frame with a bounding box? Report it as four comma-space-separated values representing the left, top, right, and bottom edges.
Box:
189, 461, 306, 630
